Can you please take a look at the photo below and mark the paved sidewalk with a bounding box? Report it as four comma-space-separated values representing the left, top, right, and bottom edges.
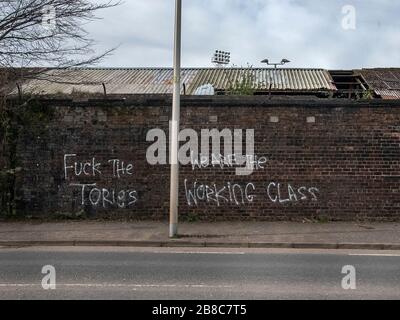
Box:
1, 221, 400, 249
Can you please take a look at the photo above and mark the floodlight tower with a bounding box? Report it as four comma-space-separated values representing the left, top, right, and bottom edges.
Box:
212, 50, 231, 68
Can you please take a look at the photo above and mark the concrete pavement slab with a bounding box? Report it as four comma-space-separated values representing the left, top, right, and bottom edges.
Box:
0, 221, 400, 249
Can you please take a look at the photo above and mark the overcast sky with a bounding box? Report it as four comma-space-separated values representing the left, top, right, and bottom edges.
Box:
86, 0, 400, 69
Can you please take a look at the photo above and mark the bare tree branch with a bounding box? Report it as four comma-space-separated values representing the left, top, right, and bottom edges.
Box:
0, 0, 121, 90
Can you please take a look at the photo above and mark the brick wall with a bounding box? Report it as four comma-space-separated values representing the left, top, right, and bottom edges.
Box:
7, 96, 400, 221
0, 109, 10, 215
0, 127, 5, 213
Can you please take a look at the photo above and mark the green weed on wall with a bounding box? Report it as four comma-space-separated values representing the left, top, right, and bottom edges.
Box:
0, 97, 54, 218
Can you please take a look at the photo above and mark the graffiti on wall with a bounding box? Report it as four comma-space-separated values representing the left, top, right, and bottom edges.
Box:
184, 179, 320, 207
62, 153, 320, 209
184, 154, 320, 207
63, 154, 138, 209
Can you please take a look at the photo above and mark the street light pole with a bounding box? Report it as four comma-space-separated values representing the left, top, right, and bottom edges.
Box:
169, 0, 181, 238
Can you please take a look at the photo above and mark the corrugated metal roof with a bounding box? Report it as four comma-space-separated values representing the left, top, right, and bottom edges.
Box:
358, 68, 400, 100
12, 67, 336, 96
189, 68, 336, 93
372, 89, 400, 100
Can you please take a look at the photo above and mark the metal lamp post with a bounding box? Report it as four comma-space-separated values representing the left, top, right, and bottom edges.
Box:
261, 58, 291, 94
169, 0, 182, 238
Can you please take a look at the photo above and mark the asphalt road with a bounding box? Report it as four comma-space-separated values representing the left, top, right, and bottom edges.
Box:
0, 246, 399, 300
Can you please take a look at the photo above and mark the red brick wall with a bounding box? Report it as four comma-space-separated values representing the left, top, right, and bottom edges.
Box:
9, 96, 400, 221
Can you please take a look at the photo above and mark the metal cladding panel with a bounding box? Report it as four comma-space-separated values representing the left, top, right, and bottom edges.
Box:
186, 68, 336, 93
11, 67, 337, 95
374, 89, 400, 100
358, 68, 400, 100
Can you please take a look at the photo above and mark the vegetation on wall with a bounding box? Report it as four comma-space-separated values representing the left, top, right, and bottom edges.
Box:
225, 65, 257, 96
358, 89, 375, 100
0, 94, 54, 218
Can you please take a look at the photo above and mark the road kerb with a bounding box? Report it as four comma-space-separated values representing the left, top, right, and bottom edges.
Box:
337, 243, 386, 250
0, 240, 399, 250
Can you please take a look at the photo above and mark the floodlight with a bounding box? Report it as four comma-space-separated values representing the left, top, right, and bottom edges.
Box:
261, 58, 291, 69
212, 50, 231, 66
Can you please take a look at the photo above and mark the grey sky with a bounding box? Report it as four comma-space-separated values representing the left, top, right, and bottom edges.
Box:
86, 0, 400, 69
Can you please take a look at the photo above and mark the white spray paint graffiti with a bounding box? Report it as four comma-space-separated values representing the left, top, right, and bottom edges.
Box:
145, 126, 321, 209
266, 182, 319, 204
183, 152, 320, 207
184, 179, 320, 207
63, 154, 138, 209
190, 152, 267, 172
184, 180, 256, 207
63, 154, 321, 210
69, 183, 138, 208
